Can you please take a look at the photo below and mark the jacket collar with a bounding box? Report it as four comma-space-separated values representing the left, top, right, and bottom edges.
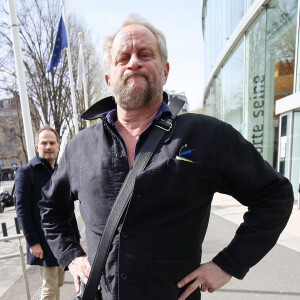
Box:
29, 156, 43, 167
29, 156, 57, 169
81, 92, 169, 120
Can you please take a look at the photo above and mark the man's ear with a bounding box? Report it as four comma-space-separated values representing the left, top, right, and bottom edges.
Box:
105, 74, 110, 86
164, 62, 170, 84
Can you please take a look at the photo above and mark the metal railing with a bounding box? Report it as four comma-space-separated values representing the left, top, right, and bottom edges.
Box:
0, 234, 30, 300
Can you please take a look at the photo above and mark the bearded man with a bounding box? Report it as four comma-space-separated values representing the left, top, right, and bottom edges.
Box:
39, 15, 293, 300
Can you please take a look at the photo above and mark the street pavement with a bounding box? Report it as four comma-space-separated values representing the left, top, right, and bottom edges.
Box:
0, 184, 299, 299
201, 213, 300, 299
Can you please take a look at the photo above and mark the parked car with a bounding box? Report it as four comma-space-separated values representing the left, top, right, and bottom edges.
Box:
0, 189, 14, 213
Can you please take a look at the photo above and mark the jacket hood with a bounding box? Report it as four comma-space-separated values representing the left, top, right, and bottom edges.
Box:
81, 92, 169, 120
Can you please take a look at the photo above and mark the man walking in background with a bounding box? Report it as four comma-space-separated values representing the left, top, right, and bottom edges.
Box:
15, 125, 80, 300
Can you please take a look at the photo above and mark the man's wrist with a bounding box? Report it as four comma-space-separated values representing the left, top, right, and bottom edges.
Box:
68, 255, 87, 268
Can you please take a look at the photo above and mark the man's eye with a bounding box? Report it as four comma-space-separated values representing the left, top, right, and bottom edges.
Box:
118, 57, 128, 63
141, 53, 151, 59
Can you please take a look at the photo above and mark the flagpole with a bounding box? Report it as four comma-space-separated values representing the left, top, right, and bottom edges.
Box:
7, 0, 35, 162
61, 0, 79, 135
78, 32, 90, 128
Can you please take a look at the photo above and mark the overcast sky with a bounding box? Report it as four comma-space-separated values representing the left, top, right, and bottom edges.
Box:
69, 0, 205, 110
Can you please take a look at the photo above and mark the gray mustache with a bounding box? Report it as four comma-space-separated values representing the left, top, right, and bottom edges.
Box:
123, 71, 148, 82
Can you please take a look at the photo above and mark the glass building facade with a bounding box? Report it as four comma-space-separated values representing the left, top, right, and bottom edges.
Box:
202, 0, 300, 207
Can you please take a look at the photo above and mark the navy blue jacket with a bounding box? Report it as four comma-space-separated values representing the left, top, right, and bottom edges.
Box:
15, 156, 80, 266
40, 95, 293, 299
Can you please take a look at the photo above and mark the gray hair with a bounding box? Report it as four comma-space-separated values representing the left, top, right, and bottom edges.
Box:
103, 14, 168, 73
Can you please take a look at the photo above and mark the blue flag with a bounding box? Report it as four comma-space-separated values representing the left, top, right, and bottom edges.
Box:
46, 15, 68, 73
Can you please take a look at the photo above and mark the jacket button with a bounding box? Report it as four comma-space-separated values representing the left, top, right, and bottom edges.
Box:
121, 231, 128, 239
120, 272, 128, 280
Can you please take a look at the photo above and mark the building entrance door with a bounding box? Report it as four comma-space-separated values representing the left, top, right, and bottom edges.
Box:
278, 113, 292, 178
277, 111, 300, 207
290, 111, 300, 208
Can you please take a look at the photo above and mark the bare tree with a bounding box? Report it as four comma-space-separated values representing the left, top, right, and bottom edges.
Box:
0, 0, 106, 142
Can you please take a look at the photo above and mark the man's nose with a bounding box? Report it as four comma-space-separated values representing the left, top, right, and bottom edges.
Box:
127, 54, 142, 70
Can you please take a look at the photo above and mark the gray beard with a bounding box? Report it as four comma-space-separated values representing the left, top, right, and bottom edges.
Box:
111, 70, 164, 110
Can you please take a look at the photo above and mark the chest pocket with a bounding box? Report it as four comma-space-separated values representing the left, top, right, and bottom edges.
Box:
164, 159, 213, 206
78, 158, 116, 227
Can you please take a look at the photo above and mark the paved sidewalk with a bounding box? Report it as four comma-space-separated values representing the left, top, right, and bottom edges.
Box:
202, 214, 300, 299
212, 193, 300, 252
0, 202, 84, 300
1, 192, 299, 299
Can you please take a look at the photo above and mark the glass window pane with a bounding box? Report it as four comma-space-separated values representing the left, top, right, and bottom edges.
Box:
296, 15, 300, 92
222, 41, 244, 134
203, 0, 223, 80
245, 11, 267, 156
264, 0, 298, 167
210, 71, 222, 119
204, 92, 212, 116
246, 0, 255, 10
223, 0, 245, 44
290, 111, 300, 203
203, 0, 212, 79
210, 0, 223, 69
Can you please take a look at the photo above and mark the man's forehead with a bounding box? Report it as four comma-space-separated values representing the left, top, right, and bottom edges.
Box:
113, 24, 158, 51
38, 130, 57, 141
